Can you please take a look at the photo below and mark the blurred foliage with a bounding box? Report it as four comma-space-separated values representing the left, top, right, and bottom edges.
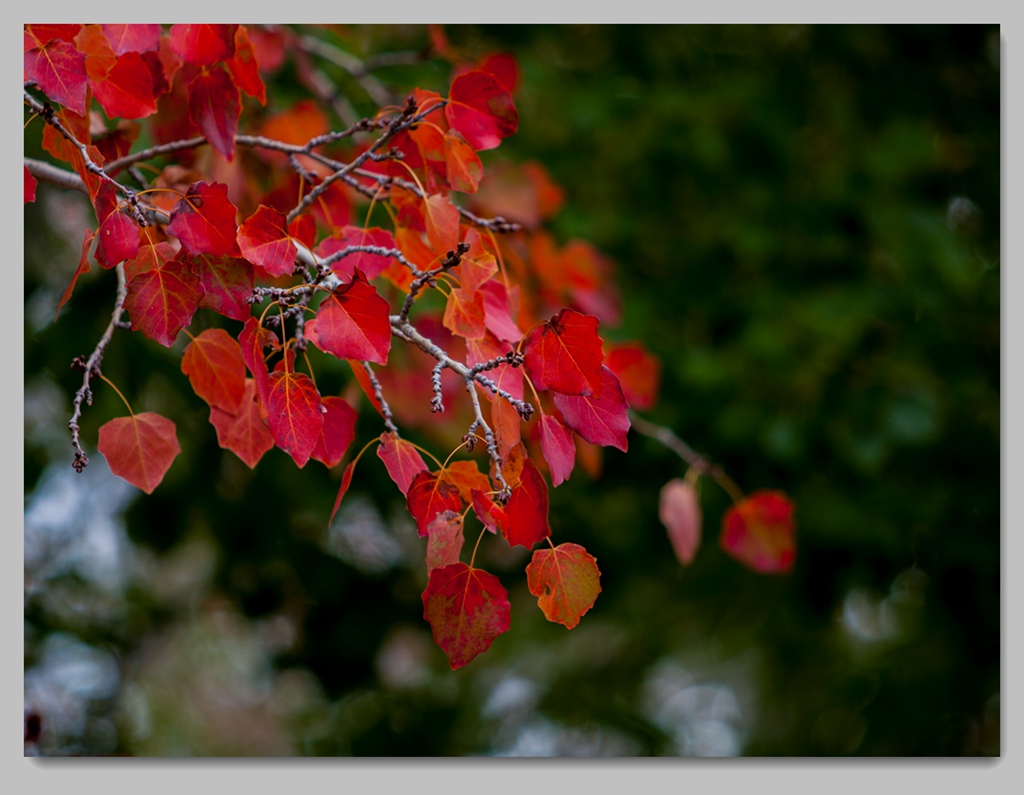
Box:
24, 24, 999, 756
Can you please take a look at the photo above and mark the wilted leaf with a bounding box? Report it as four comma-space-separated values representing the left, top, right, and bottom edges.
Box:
422, 562, 511, 669
425, 510, 465, 573
660, 478, 701, 565
525, 542, 601, 629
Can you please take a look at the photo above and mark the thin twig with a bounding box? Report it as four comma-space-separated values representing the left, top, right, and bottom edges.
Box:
361, 361, 398, 434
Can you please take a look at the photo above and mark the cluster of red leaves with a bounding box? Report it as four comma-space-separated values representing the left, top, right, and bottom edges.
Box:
27, 24, 795, 670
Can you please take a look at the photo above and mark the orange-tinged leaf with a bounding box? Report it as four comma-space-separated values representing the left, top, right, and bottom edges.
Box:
660, 478, 702, 565
377, 432, 428, 494
97, 411, 181, 495
167, 181, 240, 257
187, 66, 240, 161
312, 273, 391, 365
440, 460, 492, 504
525, 542, 601, 629
470, 489, 508, 535
720, 490, 796, 574
407, 470, 463, 537
123, 259, 204, 347
311, 396, 357, 469
491, 397, 522, 461
265, 370, 324, 468
225, 26, 265, 104
444, 130, 483, 193
181, 328, 246, 412
237, 204, 296, 276
209, 379, 274, 468
522, 308, 604, 397
424, 194, 460, 260
422, 562, 511, 670
25, 39, 88, 115
74, 25, 116, 81
467, 332, 524, 402
538, 414, 575, 487
503, 458, 550, 549
553, 366, 630, 452
459, 229, 498, 299
445, 69, 518, 152
443, 287, 486, 340
55, 228, 94, 321
425, 510, 465, 574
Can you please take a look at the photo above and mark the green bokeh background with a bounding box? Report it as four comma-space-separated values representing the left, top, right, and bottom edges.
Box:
24, 24, 1000, 756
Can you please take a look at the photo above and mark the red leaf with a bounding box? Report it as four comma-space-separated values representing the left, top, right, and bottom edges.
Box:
444, 131, 483, 193
96, 210, 139, 267
92, 52, 158, 119
97, 411, 181, 494
239, 317, 275, 409
377, 431, 428, 495
237, 205, 296, 277
225, 26, 265, 105
424, 194, 460, 260
660, 478, 702, 565
445, 69, 518, 151
605, 342, 661, 412
25, 25, 82, 50
329, 459, 357, 524
525, 542, 602, 629
190, 253, 255, 322
124, 229, 174, 280
523, 309, 604, 397
406, 470, 463, 537
425, 510, 465, 574
187, 66, 240, 161
288, 215, 316, 250
167, 181, 240, 257
720, 490, 796, 574
316, 226, 396, 281
312, 273, 392, 365
538, 414, 576, 487
55, 228, 94, 321
553, 366, 630, 452
422, 562, 511, 669
470, 489, 508, 535
467, 332, 524, 402
479, 280, 522, 343
350, 360, 386, 419
443, 287, 487, 340
181, 328, 246, 412
311, 396, 357, 468
169, 24, 238, 66
123, 259, 204, 347
100, 24, 162, 56
209, 379, 274, 469
25, 166, 38, 204
478, 52, 520, 95
503, 458, 551, 549
265, 369, 324, 468
459, 229, 497, 300
25, 39, 87, 115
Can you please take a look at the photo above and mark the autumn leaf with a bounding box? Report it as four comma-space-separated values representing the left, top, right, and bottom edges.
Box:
444, 130, 483, 193
503, 458, 551, 549
265, 370, 324, 468
377, 432, 428, 495
421, 562, 511, 669
329, 459, 357, 524
25, 38, 88, 115
97, 411, 181, 495
239, 317, 275, 411
423, 194, 460, 260
208, 379, 274, 469
169, 24, 238, 66
425, 510, 465, 574
181, 328, 246, 412
443, 287, 487, 340
660, 478, 701, 565
522, 309, 604, 397
312, 273, 391, 365
311, 396, 358, 469
445, 69, 518, 151
720, 490, 796, 575
237, 205, 296, 277
187, 66, 241, 161
491, 397, 522, 461
190, 253, 255, 322
225, 26, 265, 104
55, 228, 94, 321
479, 280, 522, 343
605, 342, 661, 412
316, 226, 396, 281
92, 52, 158, 120
100, 24, 162, 56
166, 181, 240, 257
123, 259, 204, 347
470, 489, 509, 536
553, 366, 630, 452
96, 210, 139, 267
525, 542, 601, 629
406, 470, 463, 537
538, 414, 576, 487
440, 460, 492, 504
25, 166, 38, 204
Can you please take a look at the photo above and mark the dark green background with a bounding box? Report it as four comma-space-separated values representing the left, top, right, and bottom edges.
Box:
24, 24, 1000, 756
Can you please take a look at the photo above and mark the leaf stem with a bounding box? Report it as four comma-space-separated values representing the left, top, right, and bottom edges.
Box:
98, 373, 134, 416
